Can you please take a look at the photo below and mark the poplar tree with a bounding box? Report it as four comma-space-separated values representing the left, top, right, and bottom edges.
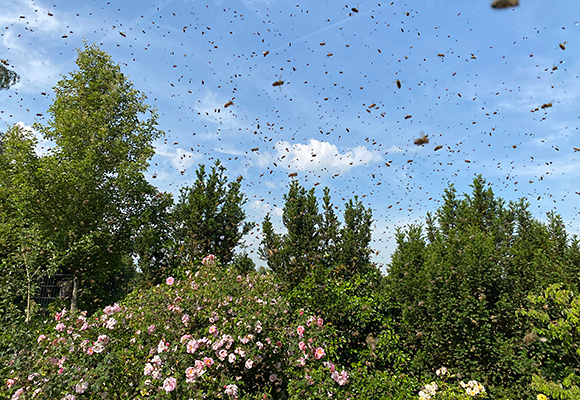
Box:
1, 44, 162, 312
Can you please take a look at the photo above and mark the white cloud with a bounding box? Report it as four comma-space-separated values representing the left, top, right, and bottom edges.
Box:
10, 50, 61, 92
251, 200, 283, 217
0, 0, 62, 34
255, 139, 382, 175
155, 144, 201, 171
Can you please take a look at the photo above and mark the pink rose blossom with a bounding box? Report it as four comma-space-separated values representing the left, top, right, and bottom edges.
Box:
12, 388, 25, 400
185, 366, 197, 382
314, 347, 326, 360
331, 370, 348, 386
97, 335, 109, 345
166, 276, 174, 286
202, 254, 216, 266
182, 314, 190, 325
224, 384, 239, 397
203, 357, 214, 367
218, 349, 228, 360
92, 342, 105, 353
162, 377, 176, 393
55, 322, 66, 332
7, 378, 17, 388
147, 325, 155, 334
86, 347, 94, 355
297, 326, 305, 336
75, 381, 88, 393
299, 341, 306, 351
55, 310, 65, 321
105, 318, 116, 330
37, 334, 46, 343
317, 317, 324, 327
144, 363, 154, 376
186, 339, 198, 354
157, 339, 168, 353
245, 359, 254, 369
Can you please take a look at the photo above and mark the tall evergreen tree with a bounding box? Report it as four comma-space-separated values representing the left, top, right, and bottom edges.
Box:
260, 182, 376, 288
173, 160, 253, 266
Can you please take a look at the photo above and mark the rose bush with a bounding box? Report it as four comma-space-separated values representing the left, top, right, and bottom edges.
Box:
1, 256, 355, 399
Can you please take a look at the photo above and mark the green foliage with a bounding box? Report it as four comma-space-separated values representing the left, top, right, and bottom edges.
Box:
173, 161, 253, 267
285, 270, 402, 370
0, 257, 355, 400
260, 182, 375, 289
0, 60, 19, 90
0, 43, 163, 313
133, 191, 178, 285
522, 284, 580, 398
386, 176, 580, 398
416, 368, 488, 399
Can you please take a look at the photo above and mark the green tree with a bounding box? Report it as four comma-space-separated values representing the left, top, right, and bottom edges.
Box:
0, 60, 19, 90
386, 176, 580, 398
522, 284, 580, 399
1, 44, 162, 313
260, 181, 376, 288
260, 181, 322, 288
132, 191, 177, 285
173, 160, 253, 267
335, 196, 373, 278
0, 125, 58, 322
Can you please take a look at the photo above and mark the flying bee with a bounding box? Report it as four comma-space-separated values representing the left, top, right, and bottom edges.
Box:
491, 0, 519, 9
559, 42, 566, 50
288, 172, 298, 178
272, 76, 284, 88
540, 102, 552, 109
434, 145, 443, 151
395, 79, 402, 89
414, 133, 429, 146
224, 100, 234, 108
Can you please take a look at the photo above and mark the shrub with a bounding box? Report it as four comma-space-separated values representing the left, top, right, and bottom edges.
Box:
1, 256, 352, 399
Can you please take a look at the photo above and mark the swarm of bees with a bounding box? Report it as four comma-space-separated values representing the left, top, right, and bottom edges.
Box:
491, 0, 519, 9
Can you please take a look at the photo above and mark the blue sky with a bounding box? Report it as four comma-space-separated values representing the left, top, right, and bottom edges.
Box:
1, 0, 579, 271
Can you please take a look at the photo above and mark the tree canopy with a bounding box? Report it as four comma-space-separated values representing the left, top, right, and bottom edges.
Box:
0, 43, 163, 312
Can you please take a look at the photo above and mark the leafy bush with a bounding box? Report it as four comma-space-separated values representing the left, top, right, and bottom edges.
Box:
1, 256, 354, 399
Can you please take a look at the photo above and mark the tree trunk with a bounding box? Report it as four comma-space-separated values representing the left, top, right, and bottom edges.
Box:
23, 250, 32, 323
70, 272, 79, 313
